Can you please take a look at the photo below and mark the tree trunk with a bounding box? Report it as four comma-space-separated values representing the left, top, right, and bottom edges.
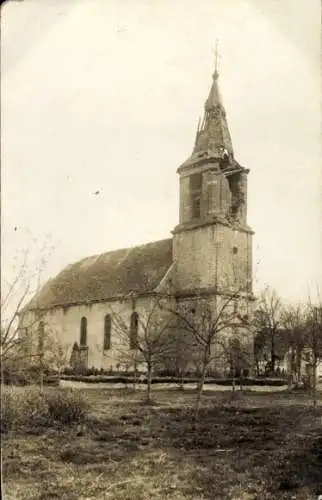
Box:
312, 306, 320, 409
0, 351, 4, 388
271, 333, 276, 373
287, 347, 293, 392
255, 359, 260, 377
133, 361, 137, 391
178, 368, 184, 391
146, 363, 152, 402
312, 357, 317, 409
296, 347, 302, 385
194, 362, 207, 424
39, 354, 44, 391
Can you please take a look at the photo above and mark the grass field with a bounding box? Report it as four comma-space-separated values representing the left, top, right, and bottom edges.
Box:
2, 388, 322, 500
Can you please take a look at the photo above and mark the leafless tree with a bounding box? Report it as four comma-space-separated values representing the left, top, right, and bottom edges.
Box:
279, 297, 322, 404
1, 239, 57, 386
281, 304, 307, 389
301, 298, 322, 408
220, 331, 252, 392
108, 293, 177, 402
155, 316, 198, 389
253, 287, 282, 374
166, 289, 252, 422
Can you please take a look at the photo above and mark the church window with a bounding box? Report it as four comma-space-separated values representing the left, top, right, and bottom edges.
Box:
233, 246, 238, 254
104, 314, 111, 350
130, 312, 138, 349
80, 317, 87, 346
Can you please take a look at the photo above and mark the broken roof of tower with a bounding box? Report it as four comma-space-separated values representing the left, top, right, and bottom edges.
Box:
27, 239, 173, 310
179, 69, 246, 172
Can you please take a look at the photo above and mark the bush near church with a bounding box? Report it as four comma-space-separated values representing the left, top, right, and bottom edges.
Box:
0, 387, 89, 433
1, 365, 60, 386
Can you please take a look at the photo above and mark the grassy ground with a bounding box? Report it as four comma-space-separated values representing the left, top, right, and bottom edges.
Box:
2, 388, 322, 499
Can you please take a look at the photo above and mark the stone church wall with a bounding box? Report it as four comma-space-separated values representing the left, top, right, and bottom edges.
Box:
22, 290, 253, 375
22, 295, 162, 372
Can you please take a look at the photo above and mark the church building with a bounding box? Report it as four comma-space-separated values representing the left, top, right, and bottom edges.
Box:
23, 64, 255, 373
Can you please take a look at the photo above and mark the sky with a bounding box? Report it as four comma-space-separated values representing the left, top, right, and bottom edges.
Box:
1, 0, 321, 305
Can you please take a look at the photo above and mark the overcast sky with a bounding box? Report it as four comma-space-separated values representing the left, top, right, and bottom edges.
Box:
1, 0, 321, 304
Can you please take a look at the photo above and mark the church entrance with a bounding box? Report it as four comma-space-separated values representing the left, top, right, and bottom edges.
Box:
70, 342, 88, 373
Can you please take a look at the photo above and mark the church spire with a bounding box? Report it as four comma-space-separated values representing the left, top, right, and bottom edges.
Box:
193, 47, 234, 160
213, 39, 219, 79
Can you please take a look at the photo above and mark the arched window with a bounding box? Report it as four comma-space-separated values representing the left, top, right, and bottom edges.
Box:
104, 314, 111, 350
38, 321, 45, 353
130, 312, 138, 349
80, 317, 87, 346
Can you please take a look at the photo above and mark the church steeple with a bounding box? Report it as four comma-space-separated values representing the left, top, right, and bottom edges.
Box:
172, 53, 254, 301
176, 53, 251, 230
193, 63, 234, 160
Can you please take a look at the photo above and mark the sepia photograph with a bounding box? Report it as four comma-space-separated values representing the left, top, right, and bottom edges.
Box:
1, 0, 321, 499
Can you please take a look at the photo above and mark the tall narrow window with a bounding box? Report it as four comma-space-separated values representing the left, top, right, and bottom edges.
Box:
38, 321, 45, 354
190, 172, 202, 191
104, 314, 111, 350
190, 173, 202, 219
192, 195, 201, 218
130, 312, 138, 349
80, 317, 87, 346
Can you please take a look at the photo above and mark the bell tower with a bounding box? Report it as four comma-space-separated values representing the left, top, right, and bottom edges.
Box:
173, 58, 254, 299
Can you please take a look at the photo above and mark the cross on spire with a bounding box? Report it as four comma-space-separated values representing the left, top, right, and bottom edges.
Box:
190, 42, 234, 157
212, 40, 219, 79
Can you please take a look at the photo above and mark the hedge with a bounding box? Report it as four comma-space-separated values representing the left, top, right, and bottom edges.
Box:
59, 374, 287, 386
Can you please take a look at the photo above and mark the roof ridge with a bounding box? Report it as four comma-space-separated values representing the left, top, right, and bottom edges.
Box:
25, 238, 174, 310
72, 237, 172, 267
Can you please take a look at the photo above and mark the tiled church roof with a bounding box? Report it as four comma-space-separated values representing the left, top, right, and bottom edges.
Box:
28, 238, 173, 310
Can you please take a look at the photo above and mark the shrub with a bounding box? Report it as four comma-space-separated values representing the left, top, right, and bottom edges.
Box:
21, 387, 49, 424
1, 388, 22, 431
1, 365, 60, 386
62, 366, 74, 376
1, 386, 47, 431
46, 388, 89, 424
0, 387, 89, 432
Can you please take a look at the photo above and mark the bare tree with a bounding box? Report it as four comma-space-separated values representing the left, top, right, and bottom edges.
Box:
302, 300, 322, 408
108, 294, 177, 402
166, 290, 252, 422
221, 331, 252, 392
37, 322, 71, 387
155, 319, 197, 389
253, 287, 282, 375
1, 239, 55, 385
281, 304, 307, 389
279, 297, 322, 404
